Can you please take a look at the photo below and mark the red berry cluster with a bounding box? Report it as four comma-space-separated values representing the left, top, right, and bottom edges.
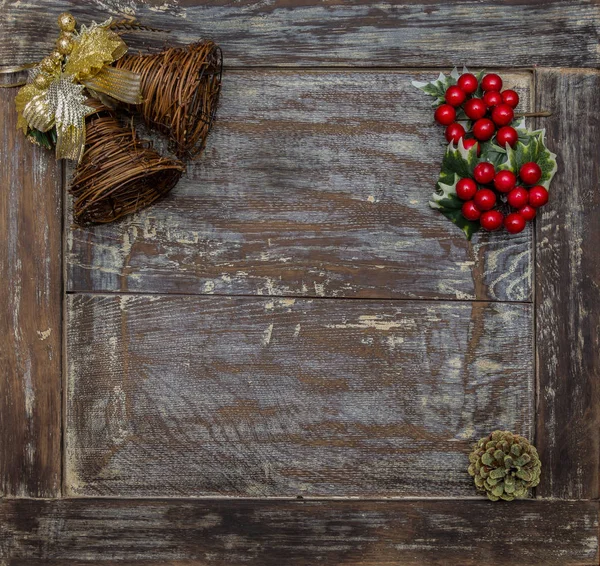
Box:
434, 73, 520, 153
456, 162, 548, 233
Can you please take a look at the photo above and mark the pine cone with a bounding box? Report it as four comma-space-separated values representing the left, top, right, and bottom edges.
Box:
468, 430, 541, 501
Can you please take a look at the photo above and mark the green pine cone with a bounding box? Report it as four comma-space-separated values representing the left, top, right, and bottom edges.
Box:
467, 430, 541, 502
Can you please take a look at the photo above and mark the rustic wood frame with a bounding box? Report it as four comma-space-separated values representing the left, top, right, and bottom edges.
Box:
1, 2, 599, 563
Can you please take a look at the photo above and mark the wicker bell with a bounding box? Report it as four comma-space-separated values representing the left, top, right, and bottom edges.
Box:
116, 41, 223, 159
70, 102, 185, 225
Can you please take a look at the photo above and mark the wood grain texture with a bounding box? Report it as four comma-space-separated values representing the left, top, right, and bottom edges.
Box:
535, 69, 600, 500
66, 294, 533, 497
0, 89, 62, 497
68, 70, 533, 301
0, 1, 599, 68
0, 499, 597, 565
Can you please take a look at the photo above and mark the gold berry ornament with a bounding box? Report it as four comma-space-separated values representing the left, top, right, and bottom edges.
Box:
33, 73, 52, 90
56, 36, 73, 55
40, 57, 58, 73
468, 430, 541, 501
58, 12, 76, 32
49, 50, 64, 64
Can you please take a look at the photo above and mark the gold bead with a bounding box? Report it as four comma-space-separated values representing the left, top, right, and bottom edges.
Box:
40, 57, 58, 73
56, 36, 73, 55
60, 31, 74, 41
33, 73, 52, 90
58, 12, 76, 32
50, 50, 63, 64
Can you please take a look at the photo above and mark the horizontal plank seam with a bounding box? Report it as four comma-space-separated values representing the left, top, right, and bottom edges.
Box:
219, 66, 536, 73
1, 496, 597, 503
65, 290, 532, 305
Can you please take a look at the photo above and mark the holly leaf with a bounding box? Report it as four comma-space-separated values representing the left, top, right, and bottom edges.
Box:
430, 139, 481, 239
497, 122, 558, 188
412, 67, 484, 107
412, 67, 458, 106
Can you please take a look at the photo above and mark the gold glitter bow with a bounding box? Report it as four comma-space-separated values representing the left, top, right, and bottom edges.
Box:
13, 14, 142, 161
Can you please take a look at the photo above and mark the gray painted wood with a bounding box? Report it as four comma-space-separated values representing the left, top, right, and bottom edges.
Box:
0, 1, 599, 68
68, 70, 533, 301
0, 89, 62, 497
66, 294, 533, 497
535, 68, 600, 500
1, 499, 597, 565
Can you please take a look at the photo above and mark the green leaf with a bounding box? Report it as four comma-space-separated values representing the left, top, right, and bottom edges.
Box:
429, 139, 481, 239
497, 121, 558, 188
412, 67, 459, 106
27, 127, 57, 150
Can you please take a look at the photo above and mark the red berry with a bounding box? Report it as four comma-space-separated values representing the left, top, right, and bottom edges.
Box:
481, 73, 503, 92
520, 162, 542, 185
462, 138, 481, 156
502, 89, 520, 108
445, 123, 466, 144
457, 73, 478, 94
474, 188, 496, 211
434, 103, 457, 126
474, 162, 495, 185
494, 170, 517, 193
462, 200, 481, 221
456, 178, 478, 200
445, 85, 466, 107
473, 118, 495, 141
528, 185, 549, 208
480, 210, 504, 231
464, 98, 487, 120
507, 187, 529, 208
519, 205, 537, 221
504, 213, 526, 234
483, 91, 503, 108
496, 126, 519, 148
491, 104, 514, 127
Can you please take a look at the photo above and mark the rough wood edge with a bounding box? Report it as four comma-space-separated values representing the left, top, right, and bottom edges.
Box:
534, 68, 600, 500
0, 499, 597, 565
0, 89, 63, 497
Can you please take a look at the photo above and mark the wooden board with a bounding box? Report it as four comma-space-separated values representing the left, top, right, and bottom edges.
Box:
535, 68, 600, 500
66, 294, 533, 497
1, 1, 599, 69
67, 70, 533, 302
0, 89, 62, 497
0, 499, 597, 565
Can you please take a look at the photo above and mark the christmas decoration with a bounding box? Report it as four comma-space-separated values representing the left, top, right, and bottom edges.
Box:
413, 68, 557, 238
468, 430, 541, 501
1, 13, 222, 224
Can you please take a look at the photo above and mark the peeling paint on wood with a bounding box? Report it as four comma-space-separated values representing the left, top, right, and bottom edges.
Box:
0, 1, 599, 68
66, 294, 533, 497
0, 499, 597, 565
68, 70, 533, 301
0, 89, 62, 497
535, 69, 600, 500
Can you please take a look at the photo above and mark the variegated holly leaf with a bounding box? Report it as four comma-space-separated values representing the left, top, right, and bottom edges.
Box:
412, 67, 485, 107
496, 122, 558, 188
429, 139, 481, 239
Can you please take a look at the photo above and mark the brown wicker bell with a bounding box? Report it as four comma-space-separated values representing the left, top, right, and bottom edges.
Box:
70, 102, 185, 225
116, 41, 223, 159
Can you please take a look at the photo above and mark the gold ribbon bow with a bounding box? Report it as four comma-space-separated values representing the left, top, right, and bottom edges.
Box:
12, 16, 142, 161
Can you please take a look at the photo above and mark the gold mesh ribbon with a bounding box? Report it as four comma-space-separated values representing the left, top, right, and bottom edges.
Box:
65, 20, 142, 104
14, 18, 142, 160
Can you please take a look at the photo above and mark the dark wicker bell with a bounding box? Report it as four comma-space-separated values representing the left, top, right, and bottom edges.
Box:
70, 102, 184, 225
116, 41, 223, 159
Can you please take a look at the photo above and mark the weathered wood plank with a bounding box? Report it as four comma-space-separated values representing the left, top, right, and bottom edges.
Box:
1, 1, 599, 68
0, 499, 597, 565
68, 70, 533, 301
66, 294, 533, 497
535, 69, 600, 500
0, 90, 62, 497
